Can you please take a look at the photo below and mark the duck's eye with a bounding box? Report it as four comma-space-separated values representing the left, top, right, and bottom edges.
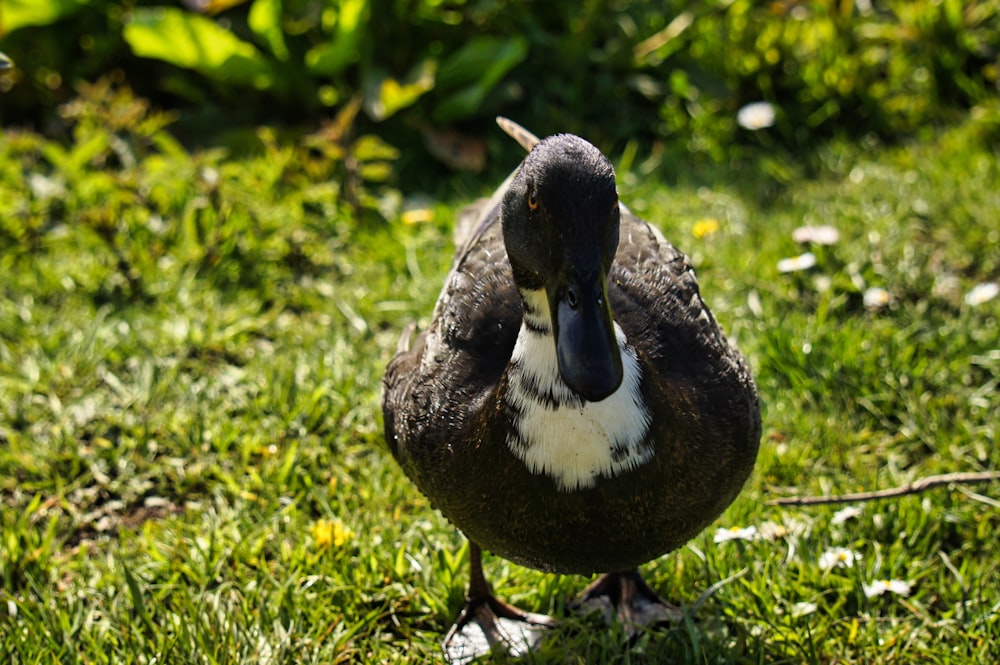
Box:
527, 192, 539, 211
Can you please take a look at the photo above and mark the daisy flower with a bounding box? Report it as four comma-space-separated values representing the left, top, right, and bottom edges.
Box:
818, 547, 860, 570
758, 520, 790, 540
790, 601, 818, 618
831, 505, 862, 525
777, 252, 817, 273
713, 525, 758, 543
863, 579, 913, 598
792, 225, 840, 245
758, 519, 810, 563
863, 287, 893, 310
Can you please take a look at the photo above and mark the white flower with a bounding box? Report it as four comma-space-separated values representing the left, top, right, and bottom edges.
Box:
818, 547, 860, 570
790, 601, 818, 617
757, 518, 810, 563
27, 172, 66, 200
863, 287, 893, 310
758, 520, 790, 540
964, 282, 999, 306
713, 525, 758, 543
737, 101, 776, 130
863, 579, 912, 598
792, 225, 840, 245
200, 166, 220, 187
831, 505, 862, 525
777, 252, 817, 273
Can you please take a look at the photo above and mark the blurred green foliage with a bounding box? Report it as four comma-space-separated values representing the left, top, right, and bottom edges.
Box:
0, 79, 404, 290
1, 0, 998, 174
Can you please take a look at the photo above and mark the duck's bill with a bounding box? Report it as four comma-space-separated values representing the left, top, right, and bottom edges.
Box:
552, 276, 623, 402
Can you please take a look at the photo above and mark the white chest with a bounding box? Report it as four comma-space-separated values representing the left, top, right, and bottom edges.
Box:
504, 295, 653, 492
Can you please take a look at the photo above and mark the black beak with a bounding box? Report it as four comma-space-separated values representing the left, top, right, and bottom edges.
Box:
551, 273, 623, 402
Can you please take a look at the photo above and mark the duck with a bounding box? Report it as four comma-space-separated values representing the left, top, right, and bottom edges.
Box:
382, 118, 760, 663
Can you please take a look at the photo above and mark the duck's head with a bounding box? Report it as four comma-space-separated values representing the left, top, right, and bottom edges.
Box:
501, 133, 623, 402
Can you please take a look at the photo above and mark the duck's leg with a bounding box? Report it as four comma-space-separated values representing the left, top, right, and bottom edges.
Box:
442, 542, 556, 665
571, 569, 682, 636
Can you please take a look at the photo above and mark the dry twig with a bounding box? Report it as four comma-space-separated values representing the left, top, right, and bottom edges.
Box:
767, 471, 1000, 506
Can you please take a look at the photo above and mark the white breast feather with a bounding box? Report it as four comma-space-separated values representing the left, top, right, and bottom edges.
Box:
506, 290, 652, 492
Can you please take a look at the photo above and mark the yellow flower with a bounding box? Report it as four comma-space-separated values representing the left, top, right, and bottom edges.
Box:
692, 218, 721, 239
311, 518, 355, 549
333, 520, 354, 547
312, 519, 334, 548
401, 207, 434, 225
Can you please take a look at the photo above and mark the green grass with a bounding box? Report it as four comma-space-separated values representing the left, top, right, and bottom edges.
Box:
1, 103, 998, 663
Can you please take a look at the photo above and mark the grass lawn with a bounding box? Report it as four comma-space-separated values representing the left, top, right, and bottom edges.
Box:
1, 99, 998, 663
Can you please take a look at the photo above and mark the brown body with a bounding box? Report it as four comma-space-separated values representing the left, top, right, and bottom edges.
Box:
383, 204, 760, 575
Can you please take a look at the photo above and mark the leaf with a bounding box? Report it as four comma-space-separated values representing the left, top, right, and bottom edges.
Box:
352, 135, 400, 162
185, 0, 251, 15
362, 59, 436, 121
435, 35, 528, 90
122, 563, 156, 634
124, 7, 278, 91
0, 0, 88, 35
359, 162, 392, 182
248, 0, 289, 61
65, 131, 110, 175
305, 0, 368, 76
432, 36, 528, 122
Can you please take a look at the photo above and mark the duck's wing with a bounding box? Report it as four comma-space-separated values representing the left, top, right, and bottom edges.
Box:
610, 208, 760, 470
383, 213, 521, 467
386, 119, 541, 464
610, 208, 757, 394
453, 169, 512, 261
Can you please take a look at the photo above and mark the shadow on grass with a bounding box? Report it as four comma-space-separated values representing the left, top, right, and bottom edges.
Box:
473, 606, 768, 665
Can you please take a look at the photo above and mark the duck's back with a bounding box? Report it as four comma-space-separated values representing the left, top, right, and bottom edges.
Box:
383, 204, 760, 574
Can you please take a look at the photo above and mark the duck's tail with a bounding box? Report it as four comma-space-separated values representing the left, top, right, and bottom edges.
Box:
496, 116, 540, 153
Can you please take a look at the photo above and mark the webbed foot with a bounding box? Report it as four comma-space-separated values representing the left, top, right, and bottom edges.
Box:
571, 570, 682, 636
442, 542, 556, 665
443, 593, 556, 665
